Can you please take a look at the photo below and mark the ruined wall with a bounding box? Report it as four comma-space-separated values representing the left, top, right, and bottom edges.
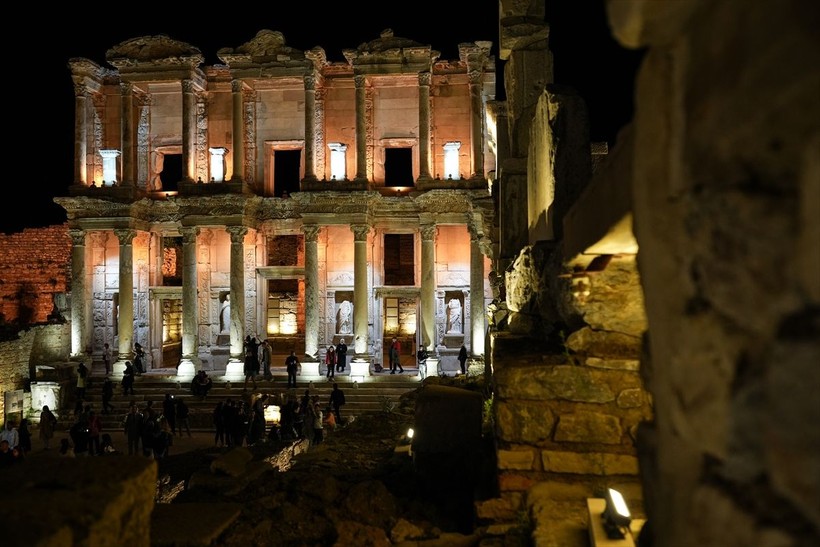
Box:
0, 224, 71, 325
606, 0, 820, 544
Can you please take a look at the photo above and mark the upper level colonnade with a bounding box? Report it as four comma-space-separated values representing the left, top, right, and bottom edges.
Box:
67, 30, 495, 198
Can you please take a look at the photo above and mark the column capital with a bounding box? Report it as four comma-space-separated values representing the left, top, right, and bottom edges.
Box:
303, 224, 321, 242
468, 70, 483, 86
418, 71, 432, 87
354, 74, 367, 88
351, 224, 371, 241
227, 226, 249, 244
113, 229, 137, 245
182, 79, 195, 93
231, 79, 244, 93
181, 226, 200, 244
420, 224, 437, 241
120, 81, 134, 95
304, 74, 316, 91
73, 84, 88, 99
68, 229, 86, 246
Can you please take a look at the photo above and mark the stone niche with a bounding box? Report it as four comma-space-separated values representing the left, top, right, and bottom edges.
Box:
442, 290, 464, 348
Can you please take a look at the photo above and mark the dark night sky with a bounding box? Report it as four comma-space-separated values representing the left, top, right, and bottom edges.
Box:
6, 1, 642, 234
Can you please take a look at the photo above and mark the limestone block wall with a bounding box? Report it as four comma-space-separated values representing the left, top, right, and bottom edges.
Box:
0, 224, 71, 325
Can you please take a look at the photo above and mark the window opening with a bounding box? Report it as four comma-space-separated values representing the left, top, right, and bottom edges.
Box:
384, 148, 413, 187
383, 234, 415, 285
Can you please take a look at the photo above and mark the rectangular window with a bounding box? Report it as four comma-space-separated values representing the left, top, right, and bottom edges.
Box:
384, 148, 414, 187
274, 150, 302, 197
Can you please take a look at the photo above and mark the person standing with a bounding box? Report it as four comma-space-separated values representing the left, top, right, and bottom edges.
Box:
102, 377, 115, 414
329, 382, 346, 423
285, 351, 299, 389
102, 343, 112, 376
260, 339, 272, 381
133, 343, 146, 374
176, 398, 192, 438
39, 405, 57, 450
122, 361, 136, 395
76, 362, 88, 401
162, 394, 177, 436
325, 345, 336, 379
389, 338, 403, 374
1, 421, 19, 453
458, 343, 468, 375
17, 419, 32, 458
312, 403, 324, 446
87, 409, 102, 456
243, 335, 260, 390
122, 403, 143, 456
336, 339, 348, 372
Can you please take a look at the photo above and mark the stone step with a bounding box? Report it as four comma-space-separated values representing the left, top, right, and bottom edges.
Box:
68, 374, 419, 431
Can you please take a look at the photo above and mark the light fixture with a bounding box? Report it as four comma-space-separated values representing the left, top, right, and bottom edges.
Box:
602, 487, 632, 539
406, 427, 414, 440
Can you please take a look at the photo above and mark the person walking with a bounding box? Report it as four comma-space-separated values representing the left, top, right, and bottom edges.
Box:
102, 377, 115, 414
285, 351, 299, 389
336, 338, 348, 372
329, 382, 346, 423
389, 338, 403, 374
102, 343, 112, 376
243, 335, 260, 389
39, 405, 57, 450
458, 343, 468, 375
325, 345, 336, 379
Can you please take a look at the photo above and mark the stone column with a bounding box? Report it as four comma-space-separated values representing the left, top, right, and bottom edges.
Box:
178, 226, 200, 376
73, 85, 87, 185
231, 79, 245, 182
351, 224, 371, 356
468, 70, 484, 179
69, 229, 88, 359
354, 75, 368, 182
418, 71, 432, 180
120, 83, 134, 186
303, 75, 318, 181
470, 229, 485, 356
303, 225, 321, 359
114, 229, 136, 361
420, 223, 437, 350
182, 79, 196, 182
228, 226, 248, 361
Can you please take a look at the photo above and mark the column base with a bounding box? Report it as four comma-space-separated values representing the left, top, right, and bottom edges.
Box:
111, 360, 127, 378
224, 359, 245, 381
177, 359, 197, 379
300, 359, 321, 377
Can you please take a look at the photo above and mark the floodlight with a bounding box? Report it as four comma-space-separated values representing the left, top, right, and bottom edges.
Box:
602, 487, 631, 539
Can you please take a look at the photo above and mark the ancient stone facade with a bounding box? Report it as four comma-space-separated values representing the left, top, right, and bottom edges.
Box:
58, 29, 497, 376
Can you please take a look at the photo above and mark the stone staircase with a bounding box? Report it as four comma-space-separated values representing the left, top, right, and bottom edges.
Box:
70, 367, 422, 431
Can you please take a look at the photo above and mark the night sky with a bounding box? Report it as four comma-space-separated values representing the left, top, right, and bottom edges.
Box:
7, 0, 642, 234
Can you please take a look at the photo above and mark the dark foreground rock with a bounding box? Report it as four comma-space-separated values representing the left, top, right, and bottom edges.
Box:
153, 382, 520, 546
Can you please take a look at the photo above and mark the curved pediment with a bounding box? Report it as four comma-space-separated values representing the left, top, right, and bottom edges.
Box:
106, 35, 203, 69
356, 29, 424, 54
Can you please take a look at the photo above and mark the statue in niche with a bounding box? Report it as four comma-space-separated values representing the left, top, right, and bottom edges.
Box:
220, 294, 230, 334
338, 300, 353, 334
447, 298, 462, 334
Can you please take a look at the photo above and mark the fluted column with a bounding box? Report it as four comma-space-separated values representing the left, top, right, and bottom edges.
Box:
180, 227, 200, 368
468, 70, 484, 179
114, 229, 136, 361
69, 229, 89, 358
182, 79, 196, 182
420, 223, 437, 350
231, 80, 245, 182
352, 224, 370, 355
73, 85, 88, 185
120, 83, 135, 186
354, 75, 368, 182
303, 225, 321, 358
470, 229, 485, 356
304, 75, 318, 181
228, 226, 248, 360
418, 71, 432, 180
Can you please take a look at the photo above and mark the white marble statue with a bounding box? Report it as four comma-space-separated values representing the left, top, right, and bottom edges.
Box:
447, 298, 462, 334
220, 294, 230, 334
338, 300, 353, 334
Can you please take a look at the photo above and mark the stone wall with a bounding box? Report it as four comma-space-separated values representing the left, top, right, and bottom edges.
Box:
0, 224, 71, 324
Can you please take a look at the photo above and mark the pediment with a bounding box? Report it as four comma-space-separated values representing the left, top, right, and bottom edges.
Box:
106, 35, 203, 69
